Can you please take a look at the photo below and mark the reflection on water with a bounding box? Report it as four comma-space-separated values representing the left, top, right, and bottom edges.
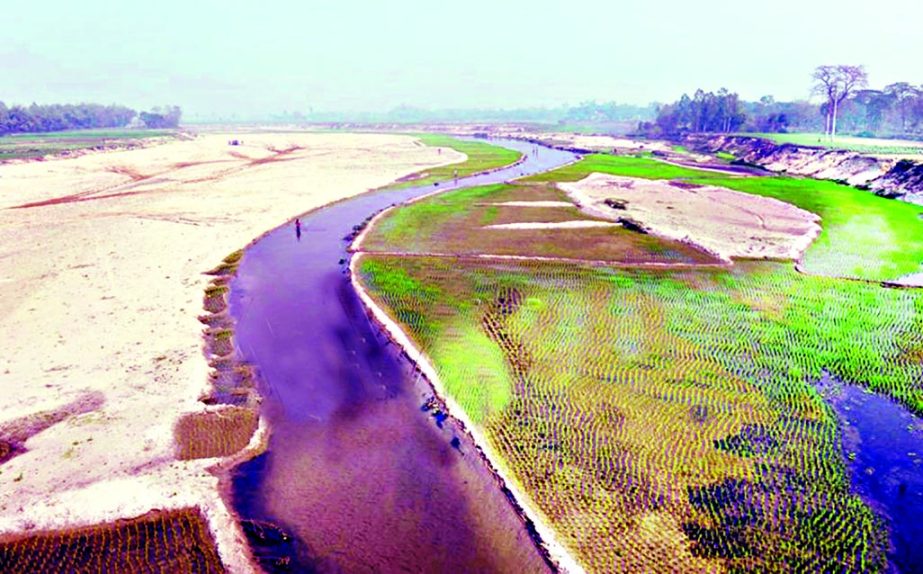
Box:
229, 139, 575, 573
817, 374, 923, 573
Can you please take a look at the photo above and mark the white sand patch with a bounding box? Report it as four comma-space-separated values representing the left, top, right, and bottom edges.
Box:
0, 132, 464, 570
890, 272, 923, 287
559, 173, 821, 261
484, 220, 618, 230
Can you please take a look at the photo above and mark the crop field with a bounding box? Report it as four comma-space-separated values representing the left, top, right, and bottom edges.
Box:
0, 129, 176, 161
745, 133, 923, 156
358, 256, 922, 572
355, 148, 923, 572
361, 181, 720, 264
385, 133, 523, 189
0, 508, 225, 573
523, 154, 923, 282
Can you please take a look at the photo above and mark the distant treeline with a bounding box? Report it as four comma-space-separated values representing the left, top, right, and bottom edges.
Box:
0, 103, 182, 135
643, 80, 923, 138
277, 101, 656, 125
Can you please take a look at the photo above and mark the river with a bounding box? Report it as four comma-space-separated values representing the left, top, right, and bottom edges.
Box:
228, 138, 576, 573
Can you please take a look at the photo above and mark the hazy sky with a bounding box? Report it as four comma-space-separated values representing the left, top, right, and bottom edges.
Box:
3, 0, 921, 119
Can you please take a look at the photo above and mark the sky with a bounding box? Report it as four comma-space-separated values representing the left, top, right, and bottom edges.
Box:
3, 0, 922, 120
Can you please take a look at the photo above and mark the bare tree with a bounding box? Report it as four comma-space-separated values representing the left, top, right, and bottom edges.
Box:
812, 65, 868, 140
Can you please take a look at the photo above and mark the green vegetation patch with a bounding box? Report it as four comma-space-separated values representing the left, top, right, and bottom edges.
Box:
362, 180, 718, 264
746, 132, 923, 156
0, 129, 175, 161
387, 134, 522, 189
524, 154, 923, 281
359, 256, 921, 572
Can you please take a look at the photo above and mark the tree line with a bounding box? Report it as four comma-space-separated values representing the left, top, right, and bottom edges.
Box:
0, 103, 182, 135
643, 66, 923, 140
295, 101, 656, 124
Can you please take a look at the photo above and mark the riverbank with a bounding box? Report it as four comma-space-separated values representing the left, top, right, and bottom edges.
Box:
687, 134, 923, 205
0, 132, 464, 571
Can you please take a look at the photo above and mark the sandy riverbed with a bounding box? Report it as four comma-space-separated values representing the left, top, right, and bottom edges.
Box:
0, 132, 463, 571
560, 173, 821, 261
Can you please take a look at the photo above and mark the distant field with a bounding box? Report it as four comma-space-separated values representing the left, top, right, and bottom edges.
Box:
746, 132, 923, 156
385, 133, 522, 189
0, 129, 176, 161
524, 154, 923, 282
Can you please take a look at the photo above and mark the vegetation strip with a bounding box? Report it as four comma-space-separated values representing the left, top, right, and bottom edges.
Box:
386, 133, 524, 189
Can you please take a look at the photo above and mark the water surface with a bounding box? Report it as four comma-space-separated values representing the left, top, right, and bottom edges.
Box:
229, 139, 575, 572
817, 375, 923, 573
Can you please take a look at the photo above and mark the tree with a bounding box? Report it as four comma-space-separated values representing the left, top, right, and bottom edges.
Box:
884, 82, 919, 134
812, 65, 868, 140
851, 89, 893, 134
139, 106, 182, 129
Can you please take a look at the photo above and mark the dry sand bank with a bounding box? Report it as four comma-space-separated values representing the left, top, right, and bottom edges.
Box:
0, 132, 463, 571
560, 173, 821, 261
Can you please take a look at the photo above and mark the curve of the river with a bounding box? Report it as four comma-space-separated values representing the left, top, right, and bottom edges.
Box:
228, 138, 577, 573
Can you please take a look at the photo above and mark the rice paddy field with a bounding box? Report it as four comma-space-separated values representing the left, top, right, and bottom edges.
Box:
362, 180, 718, 265
0, 508, 225, 573
0, 129, 177, 161
355, 152, 923, 572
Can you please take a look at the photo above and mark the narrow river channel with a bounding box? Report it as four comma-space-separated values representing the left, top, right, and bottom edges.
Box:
228, 138, 576, 573
817, 374, 923, 574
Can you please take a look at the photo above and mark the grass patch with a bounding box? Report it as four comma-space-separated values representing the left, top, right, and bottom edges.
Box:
386, 134, 522, 189
524, 154, 923, 281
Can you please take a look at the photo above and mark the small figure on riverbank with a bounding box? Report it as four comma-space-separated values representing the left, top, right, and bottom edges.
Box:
295, 218, 302, 240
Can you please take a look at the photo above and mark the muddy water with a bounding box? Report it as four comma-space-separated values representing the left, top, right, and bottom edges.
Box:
817, 375, 923, 573
229, 139, 575, 573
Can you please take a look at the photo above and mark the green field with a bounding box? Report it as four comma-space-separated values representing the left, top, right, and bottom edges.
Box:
385, 133, 523, 189
745, 132, 923, 156
523, 154, 923, 282
359, 257, 919, 572
357, 149, 923, 572
363, 180, 717, 264
0, 129, 176, 161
